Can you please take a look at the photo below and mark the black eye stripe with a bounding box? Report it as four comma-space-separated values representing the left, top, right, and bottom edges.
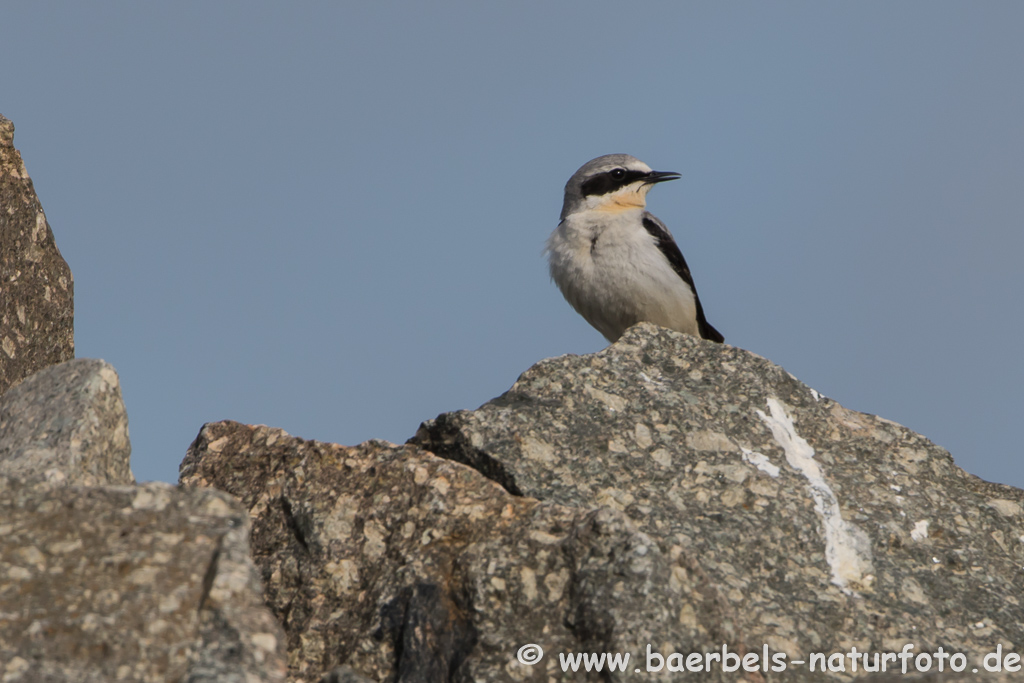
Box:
580, 169, 650, 197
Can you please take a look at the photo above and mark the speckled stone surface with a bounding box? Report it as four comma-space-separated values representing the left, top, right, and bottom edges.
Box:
413, 323, 1024, 680
0, 114, 74, 395
181, 424, 610, 682
0, 478, 287, 682
0, 358, 133, 486
182, 323, 1024, 682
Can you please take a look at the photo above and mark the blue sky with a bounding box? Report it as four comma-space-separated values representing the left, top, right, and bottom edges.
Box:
4, 3, 1023, 488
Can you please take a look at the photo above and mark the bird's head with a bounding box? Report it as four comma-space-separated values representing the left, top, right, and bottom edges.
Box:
560, 154, 680, 220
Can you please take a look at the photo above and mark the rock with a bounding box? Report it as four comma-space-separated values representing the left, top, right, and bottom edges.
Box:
0, 358, 284, 681
0, 358, 133, 486
180, 423, 697, 682
414, 324, 1024, 679
0, 114, 74, 395
318, 665, 378, 683
182, 324, 1024, 681
0, 478, 287, 682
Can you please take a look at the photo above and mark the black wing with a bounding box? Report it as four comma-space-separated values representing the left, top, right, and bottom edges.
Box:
642, 213, 724, 343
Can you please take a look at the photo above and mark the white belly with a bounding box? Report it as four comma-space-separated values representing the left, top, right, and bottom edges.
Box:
547, 210, 698, 342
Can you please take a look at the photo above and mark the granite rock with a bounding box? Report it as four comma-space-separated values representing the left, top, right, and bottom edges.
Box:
414, 323, 1024, 680
0, 358, 133, 486
180, 423, 724, 682
0, 477, 287, 683
181, 423, 601, 682
181, 323, 1024, 681
0, 354, 285, 681
0, 114, 74, 395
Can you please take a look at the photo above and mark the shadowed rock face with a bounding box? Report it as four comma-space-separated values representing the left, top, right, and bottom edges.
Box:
181, 425, 589, 682
182, 324, 1024, 683
0, 114, 74, 395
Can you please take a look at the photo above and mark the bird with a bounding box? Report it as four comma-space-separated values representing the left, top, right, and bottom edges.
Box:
546, 154, 724, 344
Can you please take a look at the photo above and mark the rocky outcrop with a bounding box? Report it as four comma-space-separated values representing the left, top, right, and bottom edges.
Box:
0, 114, 74, 395
0, 358, 287, 682
181, 422, 593, 682
413, 324, 1024, 678
0, 358, 133, 485
182, 324, 1024, 682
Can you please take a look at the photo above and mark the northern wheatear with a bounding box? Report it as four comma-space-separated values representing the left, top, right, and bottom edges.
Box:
546, 154, 723, 343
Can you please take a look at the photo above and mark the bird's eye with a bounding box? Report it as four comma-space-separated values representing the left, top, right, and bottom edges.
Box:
609, 168, 626, 180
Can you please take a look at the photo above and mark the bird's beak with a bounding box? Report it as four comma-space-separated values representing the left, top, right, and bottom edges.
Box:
645, 171, 681, 184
